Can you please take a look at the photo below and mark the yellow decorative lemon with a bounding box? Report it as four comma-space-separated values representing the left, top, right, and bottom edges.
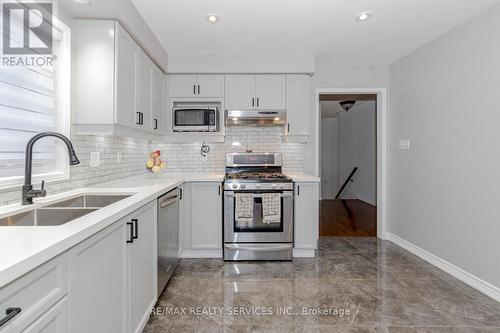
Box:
152, 166, 161, 173
146, 160, 154, 168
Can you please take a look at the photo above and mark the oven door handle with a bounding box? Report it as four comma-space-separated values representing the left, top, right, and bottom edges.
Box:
224, 192, 293, 198
224, 244, 292, 252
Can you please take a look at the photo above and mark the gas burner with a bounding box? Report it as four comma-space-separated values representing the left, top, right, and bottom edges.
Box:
225, 172, 290, 181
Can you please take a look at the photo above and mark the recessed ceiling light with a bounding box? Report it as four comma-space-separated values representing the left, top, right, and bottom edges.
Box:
207, 15, 219, 24
73, 0, 91, 4
355, 11, 372, 22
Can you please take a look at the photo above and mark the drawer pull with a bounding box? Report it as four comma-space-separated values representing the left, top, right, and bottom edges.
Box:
0, 307, 22, 327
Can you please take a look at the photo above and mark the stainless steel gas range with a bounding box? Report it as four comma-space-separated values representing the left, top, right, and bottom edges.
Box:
223, 152, 293, 261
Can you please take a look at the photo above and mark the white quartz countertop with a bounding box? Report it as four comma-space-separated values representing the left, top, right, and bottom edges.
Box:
0, 173, 223, 288
285, 172, 321, 182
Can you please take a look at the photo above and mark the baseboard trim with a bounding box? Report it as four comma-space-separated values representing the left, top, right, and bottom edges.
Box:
293, 249, 316, 258
387, 233, 500, 303
180, 249, 222, 258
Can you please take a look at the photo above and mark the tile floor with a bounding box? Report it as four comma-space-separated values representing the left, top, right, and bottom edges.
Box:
144, 238, 500, 332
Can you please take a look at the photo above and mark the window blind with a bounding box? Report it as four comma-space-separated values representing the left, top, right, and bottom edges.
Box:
0, 5, 63, 181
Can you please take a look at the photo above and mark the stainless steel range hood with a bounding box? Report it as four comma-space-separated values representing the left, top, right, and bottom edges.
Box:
225, 110, 287, 127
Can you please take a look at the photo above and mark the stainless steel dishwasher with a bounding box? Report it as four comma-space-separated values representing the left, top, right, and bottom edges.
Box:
157, 188, 179, 296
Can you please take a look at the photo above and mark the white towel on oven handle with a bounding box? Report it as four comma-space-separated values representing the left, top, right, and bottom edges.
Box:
236, 193, 254, 223
262, 193, 281, 224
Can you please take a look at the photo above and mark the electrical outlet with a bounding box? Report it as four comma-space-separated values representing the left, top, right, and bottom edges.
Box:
399, 139, 410, 150
90, 152, 100, 167
116, 152, 122, 164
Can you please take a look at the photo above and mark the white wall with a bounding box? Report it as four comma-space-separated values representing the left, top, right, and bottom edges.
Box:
320, 116, 339, 199
339, 101, 377, 205
389, 4, 500, 290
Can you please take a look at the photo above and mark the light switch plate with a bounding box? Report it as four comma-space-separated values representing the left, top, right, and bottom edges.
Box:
399, 139, 410, 150
90, 152, 100, 167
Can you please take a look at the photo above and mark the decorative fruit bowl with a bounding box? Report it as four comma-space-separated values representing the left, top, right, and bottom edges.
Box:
146, 150, 166, 173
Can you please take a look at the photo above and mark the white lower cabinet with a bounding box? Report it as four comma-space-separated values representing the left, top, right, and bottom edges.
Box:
294, 181, 319, 257
22, 297, 68, 333
127, 201, 156, 333
180, 182, 223, 258
68, 220, 128, 333
68, 201, 156, 333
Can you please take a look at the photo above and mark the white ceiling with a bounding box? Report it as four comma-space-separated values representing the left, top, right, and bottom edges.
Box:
130, 0, 500, 66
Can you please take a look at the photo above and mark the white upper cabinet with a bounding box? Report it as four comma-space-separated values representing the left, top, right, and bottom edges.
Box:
225, 75, 255, 109
255, 75, 286, 109
168, 75, 197, 97
115, 23, 137, 128
168, 74, 224, 98
151, 66, 165, 133
284, 74, 310, 142
72, 20, 165, 137
225, 74, 286, 110
197, 75, 225, 97
136, 49, 153, 132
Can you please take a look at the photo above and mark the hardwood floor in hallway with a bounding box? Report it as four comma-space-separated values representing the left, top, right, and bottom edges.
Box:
320, 199, 377, 237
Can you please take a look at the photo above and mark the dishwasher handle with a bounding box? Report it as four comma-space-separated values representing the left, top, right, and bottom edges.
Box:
159, 196, 178, 208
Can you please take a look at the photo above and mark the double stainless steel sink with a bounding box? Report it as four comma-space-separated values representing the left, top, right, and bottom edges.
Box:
0, 195, 130, 227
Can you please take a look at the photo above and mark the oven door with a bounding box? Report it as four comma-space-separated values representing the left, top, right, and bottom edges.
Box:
224, 190, 293, 243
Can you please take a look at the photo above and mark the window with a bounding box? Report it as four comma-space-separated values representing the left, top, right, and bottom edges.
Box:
0, 6, 70, 189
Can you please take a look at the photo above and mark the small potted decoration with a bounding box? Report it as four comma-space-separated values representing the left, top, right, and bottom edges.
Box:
146, 150, 166, 173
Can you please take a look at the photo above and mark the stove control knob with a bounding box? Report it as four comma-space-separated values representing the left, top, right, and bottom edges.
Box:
256, 184, 262, 189
232, 184, 238, 190
280, 184, 285, 189
271, 184, 277, 189
241, 184, 246, 189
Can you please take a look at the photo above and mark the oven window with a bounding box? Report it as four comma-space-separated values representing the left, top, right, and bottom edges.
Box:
175, 109, 207, 126
233, 196, 284, 232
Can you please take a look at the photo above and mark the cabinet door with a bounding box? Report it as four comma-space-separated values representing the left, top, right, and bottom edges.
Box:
128, 202, 156, 333
190, 182, 222, 250
114, 22, 137, 128
69, 222, 127, 333
294, 182, 319, 251
255, 75, 286, 109
168, 75, 198, 97
225, 75, 255, 109
22, 297, 68, 333
151, 66, 165, 133
197, 75, 224, 97
136, 49, 153, 130
286, 75, 310, 137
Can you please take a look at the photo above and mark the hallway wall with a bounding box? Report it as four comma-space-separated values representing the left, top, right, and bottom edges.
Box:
339, 101, 377, 205
320, 116, 339, 199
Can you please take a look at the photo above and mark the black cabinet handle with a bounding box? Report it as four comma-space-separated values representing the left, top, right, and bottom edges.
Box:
257, 98, 260, 107
297, 185, 300, 196
193, 85, 196, 94
179, 188, 183, 200
198, 85, 200, 95
154, 119, 158, 130
136, 112, 144, 125
288, 123, 290, 133
136, 112, 141, 125
126, 222, 134, 243
0, 307, 21, 327
131, 218, 138, 240
218, 185, 221, 196
252, 97, 254, 107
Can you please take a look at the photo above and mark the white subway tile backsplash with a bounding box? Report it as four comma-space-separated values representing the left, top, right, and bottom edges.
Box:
0, 127, 304, 206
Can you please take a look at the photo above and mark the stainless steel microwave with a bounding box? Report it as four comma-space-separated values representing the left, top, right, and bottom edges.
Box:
172, 102, 220, 132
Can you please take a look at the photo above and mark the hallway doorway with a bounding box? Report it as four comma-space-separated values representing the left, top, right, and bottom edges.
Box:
319, 93, 377, 237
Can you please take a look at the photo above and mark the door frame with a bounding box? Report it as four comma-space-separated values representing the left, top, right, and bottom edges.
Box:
314, 88, 387, 239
